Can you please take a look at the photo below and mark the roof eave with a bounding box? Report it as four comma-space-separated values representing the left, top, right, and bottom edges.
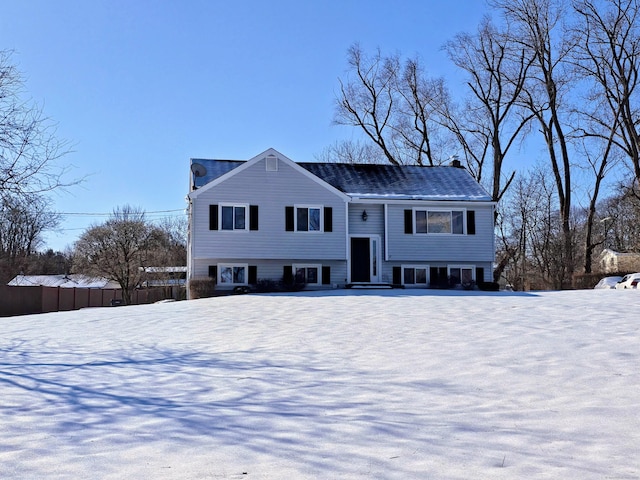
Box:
349, 194, 495, 203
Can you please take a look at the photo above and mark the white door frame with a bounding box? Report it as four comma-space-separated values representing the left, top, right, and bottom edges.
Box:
348, 234, 381, 283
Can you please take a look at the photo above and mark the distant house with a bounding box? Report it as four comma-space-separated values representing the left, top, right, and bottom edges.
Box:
8, 274, 121, 289
186, 148, 496, 293
598, 249, 640, 274
139, 266, 187, 287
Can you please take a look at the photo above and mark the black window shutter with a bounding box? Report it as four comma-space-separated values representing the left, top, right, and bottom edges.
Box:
285, 206, 294, 231
429, 267, 438, 287
393, 266, 401, 285
250, 205, 259, 231
209, 205, 218, 230
248, 265, 257, 284
324, 207, 333, 232
404, 209, 413, 234
467, 210, 476, 235
322, 266, 331, 285
283, 265, 293, 284
476, 267, 484, 284
208, 265, 217, 279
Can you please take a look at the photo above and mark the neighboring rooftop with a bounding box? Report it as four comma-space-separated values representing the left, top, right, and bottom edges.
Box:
190, 157, 492, 202
8, 274, 120, 289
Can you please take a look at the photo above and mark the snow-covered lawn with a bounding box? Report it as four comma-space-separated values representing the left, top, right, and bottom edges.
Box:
1, 289, 639, 479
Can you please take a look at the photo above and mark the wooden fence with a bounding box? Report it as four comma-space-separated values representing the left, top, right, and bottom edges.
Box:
0, 285, 175, 317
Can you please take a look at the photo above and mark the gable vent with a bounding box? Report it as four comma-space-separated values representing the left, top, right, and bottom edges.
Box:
265, 155, 278, 172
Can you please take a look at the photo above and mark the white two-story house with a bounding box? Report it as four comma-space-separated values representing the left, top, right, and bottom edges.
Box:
187, 148, 496, 293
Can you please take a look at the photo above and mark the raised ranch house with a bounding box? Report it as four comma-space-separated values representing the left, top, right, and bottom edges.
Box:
187, 148, 496, 293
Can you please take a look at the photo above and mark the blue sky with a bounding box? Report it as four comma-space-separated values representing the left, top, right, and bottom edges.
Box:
0, 0, 490, 251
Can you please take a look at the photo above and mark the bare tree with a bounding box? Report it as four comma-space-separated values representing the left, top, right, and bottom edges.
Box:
153, 215, 187, 267
0, 193, 60, 282
315, 139, 388, 164
0, 50, 73, 202
574, 133, 621, 272
443, 17, 535, 202
334, 44, 451, 166
573, 0, 640, 185
491, 0, 579, 286
499, 165, 574, 289
73, 206, 162, 305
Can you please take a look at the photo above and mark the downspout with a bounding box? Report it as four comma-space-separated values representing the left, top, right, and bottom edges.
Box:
186, 195, 194, 300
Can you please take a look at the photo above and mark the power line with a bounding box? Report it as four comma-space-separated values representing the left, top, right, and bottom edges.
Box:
57, 208, 187, 217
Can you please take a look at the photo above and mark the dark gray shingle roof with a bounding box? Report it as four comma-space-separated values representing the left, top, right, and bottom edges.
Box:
191, 159, 243, 189
190, 158, 492, 202
299, 162, 491, 201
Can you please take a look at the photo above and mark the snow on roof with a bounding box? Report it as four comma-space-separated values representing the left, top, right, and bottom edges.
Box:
190, 157, 493, 202
299, 162, 492, 201
140, 266, 187, 273
8, 274, 120, 289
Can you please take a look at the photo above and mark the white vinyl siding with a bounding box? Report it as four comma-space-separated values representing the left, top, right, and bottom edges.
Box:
386, 203, 495, 263
191, 157, 347, 261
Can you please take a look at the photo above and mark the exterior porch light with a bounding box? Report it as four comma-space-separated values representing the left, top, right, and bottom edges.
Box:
362, 210, 368, 221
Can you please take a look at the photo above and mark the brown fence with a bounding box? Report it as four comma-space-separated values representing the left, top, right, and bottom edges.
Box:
0, 285, 173, 317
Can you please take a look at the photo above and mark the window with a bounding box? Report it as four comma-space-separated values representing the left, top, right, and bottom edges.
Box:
221, 204, 247, 231
210, 204, 258, 231
402, 265, 428, 285
412, 209, 465, 234
297, 206, 321, 231
448, 265, 474, 287
293, 264, 321, 285
286, 206, 332, 232
218, 264, 248, 285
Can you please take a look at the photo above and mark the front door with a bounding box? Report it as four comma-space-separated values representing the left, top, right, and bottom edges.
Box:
351, 237, 371, 282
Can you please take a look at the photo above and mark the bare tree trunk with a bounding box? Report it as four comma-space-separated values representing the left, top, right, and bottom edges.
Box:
492, 0, 577, 286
